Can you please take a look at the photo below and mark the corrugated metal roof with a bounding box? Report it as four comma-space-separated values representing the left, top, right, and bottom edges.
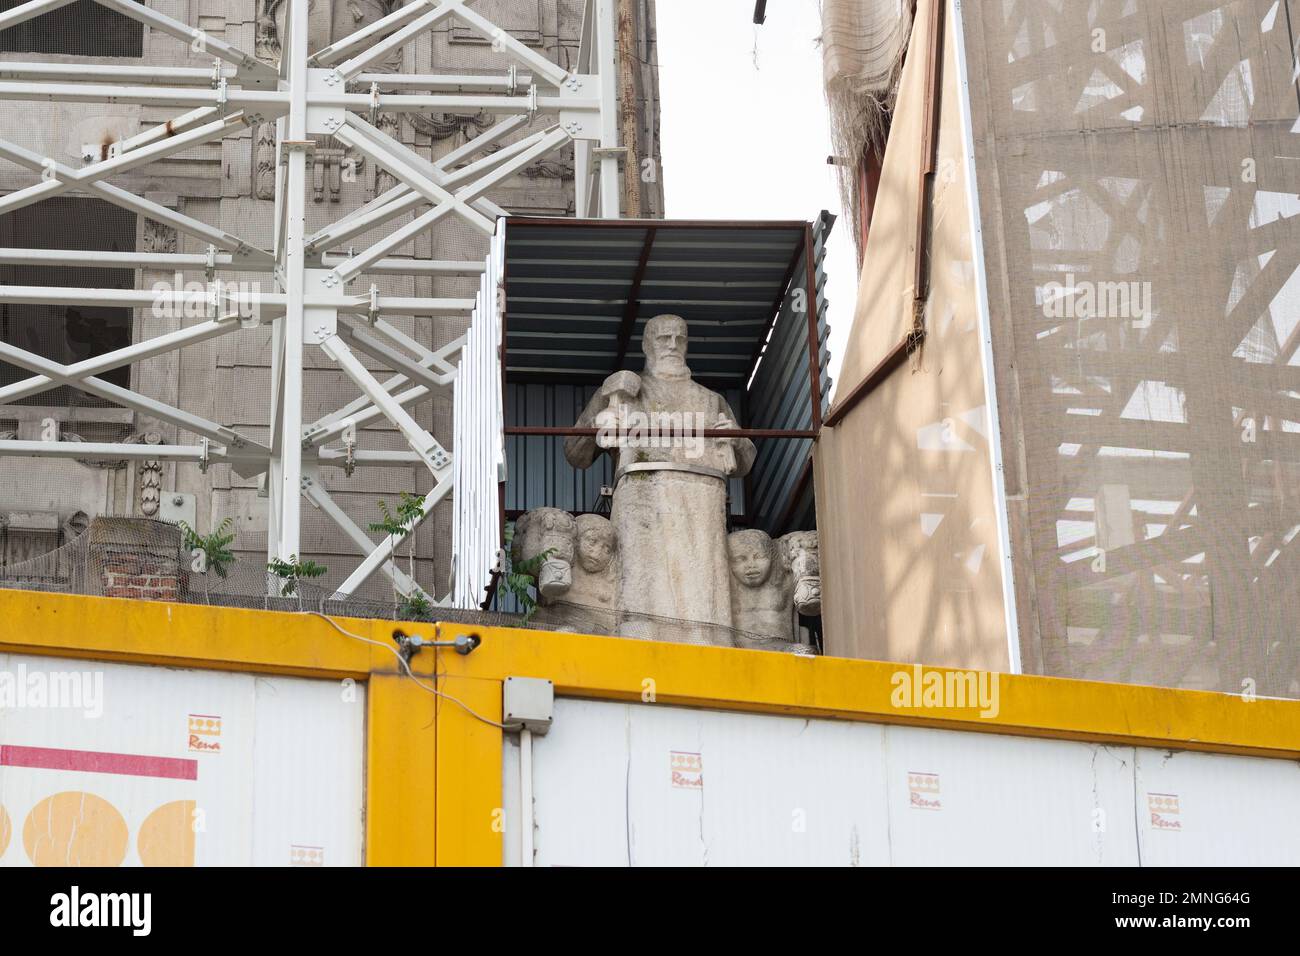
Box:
503, 218, 808, 387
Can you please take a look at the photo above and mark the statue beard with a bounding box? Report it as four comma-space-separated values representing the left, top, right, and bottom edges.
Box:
645, 352, 690, 380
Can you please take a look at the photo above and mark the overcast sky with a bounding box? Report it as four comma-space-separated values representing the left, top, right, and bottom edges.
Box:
654, 0, 854, 399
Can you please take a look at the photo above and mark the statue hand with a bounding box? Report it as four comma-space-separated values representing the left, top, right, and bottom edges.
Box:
713, 413, 738, 446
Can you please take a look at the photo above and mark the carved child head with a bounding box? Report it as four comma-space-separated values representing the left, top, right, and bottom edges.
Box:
642, 314, 689, 377
728, 529, 775, 589
575, 514, 616, 574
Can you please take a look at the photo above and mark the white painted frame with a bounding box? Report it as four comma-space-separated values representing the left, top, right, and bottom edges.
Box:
0, 0, 622, 605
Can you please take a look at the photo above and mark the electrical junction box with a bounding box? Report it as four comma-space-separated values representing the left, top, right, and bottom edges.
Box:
503, 677, 554, 735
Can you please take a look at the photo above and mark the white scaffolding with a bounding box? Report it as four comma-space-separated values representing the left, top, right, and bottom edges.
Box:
0, 0, 624, 606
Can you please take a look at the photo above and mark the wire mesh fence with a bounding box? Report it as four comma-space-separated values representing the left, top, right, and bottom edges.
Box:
0, 516, 818, 653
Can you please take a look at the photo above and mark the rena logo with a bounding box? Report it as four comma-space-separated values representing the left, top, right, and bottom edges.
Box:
49, 886, 151, 937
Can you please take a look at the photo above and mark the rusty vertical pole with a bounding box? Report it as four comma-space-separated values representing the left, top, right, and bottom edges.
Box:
617, 0, 643, 217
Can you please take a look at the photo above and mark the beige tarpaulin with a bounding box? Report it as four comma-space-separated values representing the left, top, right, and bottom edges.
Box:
822, 0, 913, 92
821, 0, 913, 253
816, 0, 1010, 672
963, 0, 1300, 697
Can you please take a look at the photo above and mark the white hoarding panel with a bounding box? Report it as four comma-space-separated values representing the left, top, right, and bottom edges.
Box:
522, 698, 1298, 867
0, 654, 364, 867
1133, 748, 1300, 866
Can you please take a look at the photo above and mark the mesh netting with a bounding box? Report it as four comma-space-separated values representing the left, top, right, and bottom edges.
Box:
963, 0, 1300, 697
524, 599, 820, 655
0, 517, 817, 653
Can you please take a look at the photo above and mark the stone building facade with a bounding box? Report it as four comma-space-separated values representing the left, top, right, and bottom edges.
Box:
0, 0, 663, 599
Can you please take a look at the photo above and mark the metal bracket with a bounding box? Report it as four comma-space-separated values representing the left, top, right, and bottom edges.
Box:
558, 73, 601, 140
279, 139, 318, 166
392, 628, 481, 664
303, 269, 340, 344
366, 283, 379, 325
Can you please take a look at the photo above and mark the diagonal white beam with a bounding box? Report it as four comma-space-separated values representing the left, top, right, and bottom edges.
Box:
306, 115, 526, 250
331, 122, 494, 235
0, 339, 270, 454
304, 335, 464, 446
0, 0, 77, 32
336, 320, 452, 394
92, 0, 279, 84
320, 333, 446, 471
335, 2, 458, 80
443, 0, 569, 87
333, 471, 451, 598
0, 315, 242, 405
301, 468, 430, 601
0, 137, 271, 259
0, 113, 253, 217
327, 122, 568, 280
309, 0, 435, 67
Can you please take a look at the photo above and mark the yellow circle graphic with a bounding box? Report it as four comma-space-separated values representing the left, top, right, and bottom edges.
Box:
23, 791, 128, 867
0, 804, 10, 857
138, 799, 197, 867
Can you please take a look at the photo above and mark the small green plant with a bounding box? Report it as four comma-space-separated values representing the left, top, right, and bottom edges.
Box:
370, 491, 426, 612
501, 524, 552, 624
178, 517, 236, 579
267, 554, 327, 597
397, 590, 434, 622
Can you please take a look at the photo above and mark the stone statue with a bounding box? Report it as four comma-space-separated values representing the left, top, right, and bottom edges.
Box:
511, 510, 619, 636
510, 507, 575, 600
727, 529, 787, 643
781, 530, 822, 618
727, 528, 823, 650
557, 514, 619, 635
564, 314, 756, 645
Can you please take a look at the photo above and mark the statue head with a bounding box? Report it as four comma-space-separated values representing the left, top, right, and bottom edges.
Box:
575, 514, 616, 574
728, 529, 775, 588
642, 314, 689, 378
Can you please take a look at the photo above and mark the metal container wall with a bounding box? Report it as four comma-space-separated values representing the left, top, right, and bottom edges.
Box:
0, 653, 365, 867
510, 697, 1299, 866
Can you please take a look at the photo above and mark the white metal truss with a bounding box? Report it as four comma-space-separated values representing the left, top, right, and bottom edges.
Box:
0, 0, 623, 605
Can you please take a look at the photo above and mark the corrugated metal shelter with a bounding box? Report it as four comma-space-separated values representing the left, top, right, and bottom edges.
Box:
501, 216, 833, 534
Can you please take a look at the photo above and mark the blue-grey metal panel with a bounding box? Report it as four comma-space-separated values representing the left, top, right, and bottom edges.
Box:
747, 211, 834, 535
505, 382, 748, 517
504, 221, 805, 385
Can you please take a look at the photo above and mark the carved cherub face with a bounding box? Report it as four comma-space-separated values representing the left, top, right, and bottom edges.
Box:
643, 314, 688, 376
576, 525, 615, 574
728, 530, 773, 588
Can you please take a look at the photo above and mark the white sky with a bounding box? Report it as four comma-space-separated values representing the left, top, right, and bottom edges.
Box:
654, 0, 855, 399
